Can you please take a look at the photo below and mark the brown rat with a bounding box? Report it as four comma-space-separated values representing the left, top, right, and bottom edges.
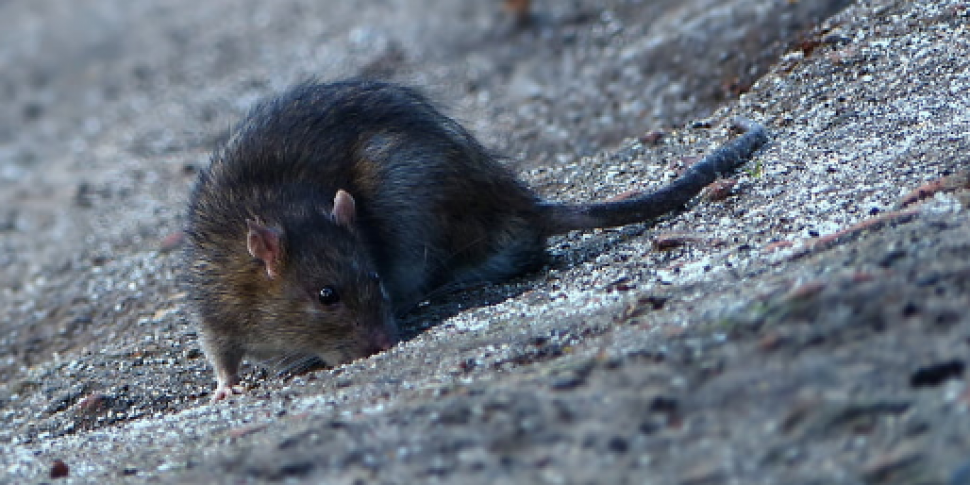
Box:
183, 80, 768, 400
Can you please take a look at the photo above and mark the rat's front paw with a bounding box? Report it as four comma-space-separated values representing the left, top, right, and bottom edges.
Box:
211, 383, 245, 402
210, 364, 243, 402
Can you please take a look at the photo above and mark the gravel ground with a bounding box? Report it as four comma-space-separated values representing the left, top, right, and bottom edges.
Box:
2, 0, 969, 484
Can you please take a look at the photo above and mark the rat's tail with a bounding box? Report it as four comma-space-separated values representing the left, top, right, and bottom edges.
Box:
537, 117, 769, 235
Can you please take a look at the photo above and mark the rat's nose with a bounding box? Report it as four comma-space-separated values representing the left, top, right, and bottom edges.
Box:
372, 330, 397, 352
360, 316, 399, 354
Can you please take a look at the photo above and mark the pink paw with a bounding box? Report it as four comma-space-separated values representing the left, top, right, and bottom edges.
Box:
211, 383, 245, 402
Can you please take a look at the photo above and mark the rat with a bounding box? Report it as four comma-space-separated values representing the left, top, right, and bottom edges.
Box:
183, 79, 768, 400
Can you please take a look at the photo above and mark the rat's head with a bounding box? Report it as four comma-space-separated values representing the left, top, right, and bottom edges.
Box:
244, 189, 398, 366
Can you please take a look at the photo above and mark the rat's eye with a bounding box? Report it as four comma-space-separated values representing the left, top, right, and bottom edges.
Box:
318, 286, 340, 305
368, 272, 380, 282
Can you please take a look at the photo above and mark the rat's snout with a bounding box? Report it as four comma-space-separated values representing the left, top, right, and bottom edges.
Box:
358, 315, 399, 354
361, 330, 396, 355
374, 318, 400, 351
373, 331, 396, 352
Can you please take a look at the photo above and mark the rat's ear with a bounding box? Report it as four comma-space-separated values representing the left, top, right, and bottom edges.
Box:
332, 189, 356, 227
246, 219, 281, 279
